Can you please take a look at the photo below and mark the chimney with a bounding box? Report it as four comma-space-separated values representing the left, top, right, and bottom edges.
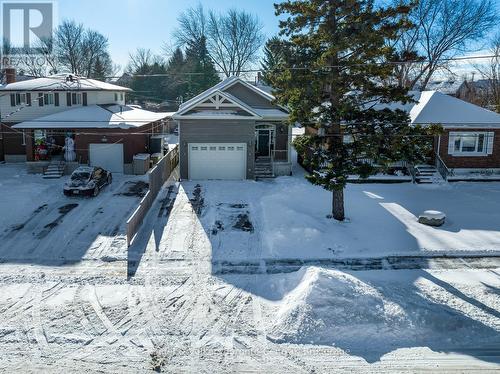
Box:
4, 68, 16, 84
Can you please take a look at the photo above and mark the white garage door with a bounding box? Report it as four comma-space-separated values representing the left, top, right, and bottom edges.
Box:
89, 143, 124, 173
188, 143, 246, 180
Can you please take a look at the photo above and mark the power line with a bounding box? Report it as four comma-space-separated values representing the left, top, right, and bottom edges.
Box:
106, 54, 500, 78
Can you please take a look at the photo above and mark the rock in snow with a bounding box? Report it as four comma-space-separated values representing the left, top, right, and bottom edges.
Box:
418, 210, 446, 227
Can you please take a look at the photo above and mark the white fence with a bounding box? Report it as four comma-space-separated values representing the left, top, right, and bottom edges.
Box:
126, 145, 179, 246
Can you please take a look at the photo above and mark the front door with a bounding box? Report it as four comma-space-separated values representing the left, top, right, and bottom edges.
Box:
257, 130, 270, 157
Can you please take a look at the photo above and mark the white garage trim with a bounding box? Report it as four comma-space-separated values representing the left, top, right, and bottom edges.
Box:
188, 143, 247, 180
89, 143, 124, 173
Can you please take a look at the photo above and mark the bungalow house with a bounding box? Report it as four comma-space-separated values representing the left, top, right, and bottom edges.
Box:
409, 91, 500, 178
304, 91, 500, 180
0, 72, 173, 174
173, 76, 291, 180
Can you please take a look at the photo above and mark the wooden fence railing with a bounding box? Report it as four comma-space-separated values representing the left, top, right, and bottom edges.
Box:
126, 145, 179, 246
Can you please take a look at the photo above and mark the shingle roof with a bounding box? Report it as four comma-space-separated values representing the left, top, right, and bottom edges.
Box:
410, 91, 500, 127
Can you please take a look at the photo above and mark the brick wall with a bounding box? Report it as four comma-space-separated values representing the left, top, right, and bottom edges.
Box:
1, 123, 26, 155
74, 125, 153, 164
439, 128, 500, 169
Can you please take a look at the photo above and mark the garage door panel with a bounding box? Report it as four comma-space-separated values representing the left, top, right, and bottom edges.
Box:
189, 143, 246, 180
89, 143, 124, 173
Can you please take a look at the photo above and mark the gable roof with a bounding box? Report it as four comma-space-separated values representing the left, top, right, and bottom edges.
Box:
176, 89, 261, 118
174, 76, 288, 120
0, 74, 132, 92
12, 105, 171, 129
367, 90, 500, 128
410, 91, 500, 127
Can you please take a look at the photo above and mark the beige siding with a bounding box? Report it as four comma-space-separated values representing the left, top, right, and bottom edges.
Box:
0, 91, 126, 123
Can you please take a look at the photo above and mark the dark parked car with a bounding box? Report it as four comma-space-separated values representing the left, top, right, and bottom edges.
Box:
64, 166, 112, 197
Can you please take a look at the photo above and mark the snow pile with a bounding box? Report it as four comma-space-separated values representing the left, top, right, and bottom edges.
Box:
266, 267, 500, 354
267, 267, 406, 346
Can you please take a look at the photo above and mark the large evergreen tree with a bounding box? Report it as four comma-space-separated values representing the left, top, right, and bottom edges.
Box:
163, 47, 188, 107
261, 36, 285, 85
268, 0, 440, 221
183, 36, 220, 99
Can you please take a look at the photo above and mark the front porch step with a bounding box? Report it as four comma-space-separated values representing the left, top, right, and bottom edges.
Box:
43, 161, 65, 179
255, 163, 275, 180
414, 164, 445, 184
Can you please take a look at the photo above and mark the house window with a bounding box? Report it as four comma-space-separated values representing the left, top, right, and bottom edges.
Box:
451, 132, 488, 155
72, 93, 82, 105
44, 93, 54, 105
114, 93, 118, 101
16, 93, 26, 106
120, 93, 124, 101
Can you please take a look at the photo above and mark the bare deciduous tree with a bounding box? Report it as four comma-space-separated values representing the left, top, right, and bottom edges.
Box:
80, 30, 111, 78
394, 0, 497, 89
207, 9, 264, 77
55, 20, 85, 74
53, 20, 114, 78
473, 34, 500, 112
126, 48, 164, 74
19, 37, 59, 77
174, 6, 265, 77
174, 4, 207, 47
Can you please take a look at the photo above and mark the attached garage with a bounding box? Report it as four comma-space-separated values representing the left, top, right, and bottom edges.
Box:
89, 143, 124, 173
188, 143, 246, 180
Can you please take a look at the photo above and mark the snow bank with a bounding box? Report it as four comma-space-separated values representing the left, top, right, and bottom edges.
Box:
266, 267, 499, 353
267, 267, 406, 346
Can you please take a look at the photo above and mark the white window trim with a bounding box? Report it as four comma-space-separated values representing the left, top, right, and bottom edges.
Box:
449, 131, 490, 156
21, 130, 26, 146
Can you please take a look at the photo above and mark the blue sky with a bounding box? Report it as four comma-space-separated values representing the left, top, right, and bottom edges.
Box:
58, 0, 283, 70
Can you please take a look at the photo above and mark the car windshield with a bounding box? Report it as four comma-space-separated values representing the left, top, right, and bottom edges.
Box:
71, 172, 90, 181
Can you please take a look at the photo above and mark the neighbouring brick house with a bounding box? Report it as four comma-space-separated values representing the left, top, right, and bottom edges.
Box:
410, 91, 500, 176
302, 90, 500, 179
0, 72, 173, 173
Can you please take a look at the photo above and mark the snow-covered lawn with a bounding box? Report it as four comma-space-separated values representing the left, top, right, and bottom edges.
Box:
0, 163, 148, 263
185, 164, 500, 262
0, 166, 498, 371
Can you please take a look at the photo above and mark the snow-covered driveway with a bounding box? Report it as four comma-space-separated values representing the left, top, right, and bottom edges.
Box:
0, 163, 499, 372
185, 166, 500, 262
0, 164, 147, 264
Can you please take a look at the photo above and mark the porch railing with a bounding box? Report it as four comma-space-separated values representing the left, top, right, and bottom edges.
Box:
271, 149, 288, 162
435, 153, 453, 181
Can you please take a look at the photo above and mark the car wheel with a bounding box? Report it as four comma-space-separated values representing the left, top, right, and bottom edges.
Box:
107, 174, 112, 185
93, 186, 99, 197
